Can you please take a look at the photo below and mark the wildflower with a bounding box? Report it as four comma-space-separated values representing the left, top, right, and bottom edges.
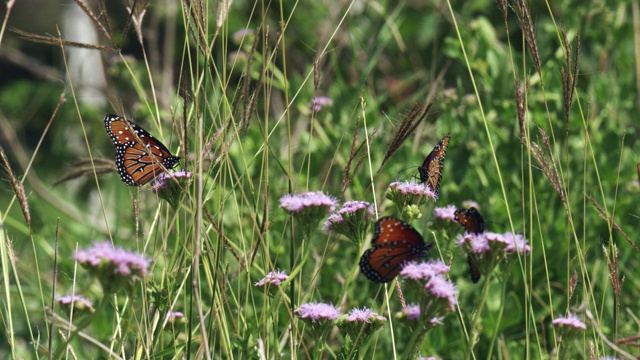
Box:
75, 241, 149, 294
552, 313, 586, 330
503, 232, 531, 254
433, 205, 457, 221
255, 269, 289, 286
400, 260, 450, 281
231, 28, 255, 46
57, 295, 95, 316
165, 311, 187, 326
456, 232, 491, 253
310, 96, 333, 111
324, 200, 374, 247
456, 231, 530, 281
338, 307, 386, 343
429, 317, 444, 326
461, 200, 480, 209
386, 181, 436, 218
424, 274, 458, 311
552, 312, 587, 353
295, 302, 340, 323
401, 304, 421, 320
346, 307, 385, 323
151, 171, 193, 208
280, 191, 337, 236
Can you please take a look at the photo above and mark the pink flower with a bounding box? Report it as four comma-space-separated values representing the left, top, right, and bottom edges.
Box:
310, 97, 333, 111
433, 205, 457, 221
461, 200, 480, 209
424, 275, 458, 310
456, 232, 490, 253
279, 191, 337, 213
165, 311, 185, 322
402, 304, 420, 320
295, 302, 340, 322
255, 270, 289, 286
503, 233, 531, 254
57, 294, 95, 316
399, 260, 450, 280
76, 241, 149, 277
75, 241, 149, 293
552, 313, 586, 329
346, 307, 385, 323
57, 295, 93, 309
388, 181, 437, 200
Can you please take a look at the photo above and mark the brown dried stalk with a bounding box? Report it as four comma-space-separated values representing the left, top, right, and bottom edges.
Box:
569, 268, 577, 300
53, 159, 115, 186
513, 0, 541, 78
380, 102, 432, 170
530, 131, 565, 203
341, 110, 378, 195
602, 245, 624, 304
560, 30, 580, 122
72, 0, 114, 44
0, 146, 30, 226
587, 195, 638, 251
515, 77, 526, 143
204, 208, 244, 269
11, 28, 117, 52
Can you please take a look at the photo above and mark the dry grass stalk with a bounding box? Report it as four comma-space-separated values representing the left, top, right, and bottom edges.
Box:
515, 77, 526, 142
530, 132, 565, 203
204, 208, 244, 269
182, 0, 207, 57
587, 195, 638, 251
11, 28, 117, 52
560, 30, 580, 122
514, 0, 541, 77
497, 0, 508, 22
53, 159, 115, 186
602, 245, 623, 303
72, 0, 114, 43
380, 102, 432, 170
341, 107, 378, 195
0, 146, 31, 227
569, 268, 577, 300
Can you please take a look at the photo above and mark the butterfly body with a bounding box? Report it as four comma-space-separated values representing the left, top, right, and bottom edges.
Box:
454, 207, 485, 282
418, 133, 450, 196
359, 217, 432, 283
104, 114, 180, 186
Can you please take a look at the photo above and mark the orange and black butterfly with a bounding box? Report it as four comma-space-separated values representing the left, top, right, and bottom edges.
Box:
454, 207, 485, 283
418, 133, 450, 196
104, 114, 180, 186
359, 217, 432, 283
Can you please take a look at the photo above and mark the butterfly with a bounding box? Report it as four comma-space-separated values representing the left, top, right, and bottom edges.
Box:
454, 207, 485, 283
359, 217, 432, 283
418, 133, 450, 196
104, 114, 181, 186
454, 207, 486, 234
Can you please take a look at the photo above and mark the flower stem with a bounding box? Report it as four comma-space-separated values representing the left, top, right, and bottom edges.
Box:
464, 274, 491, 360
486, 279, 507, 358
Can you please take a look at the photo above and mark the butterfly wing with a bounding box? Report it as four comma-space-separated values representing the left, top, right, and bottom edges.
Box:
454, 207, 486, 282
418, 133, 450, 196
454, 207, 486, 234
105, 114, 180, 186
467, 255, 482, 283
359, 217, 432, 283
